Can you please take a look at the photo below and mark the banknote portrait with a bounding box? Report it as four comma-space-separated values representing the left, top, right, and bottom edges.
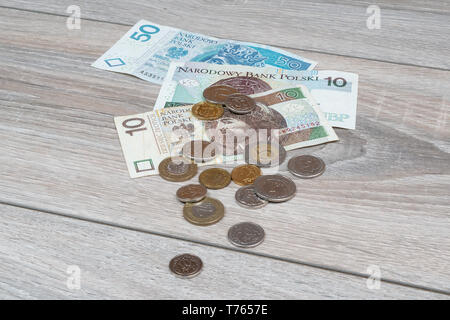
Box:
204, 102, 285, 157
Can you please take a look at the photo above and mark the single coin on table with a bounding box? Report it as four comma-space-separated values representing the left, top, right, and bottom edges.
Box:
231, 164, 262, 186
191, 101, 224, 120
224, 94, 256, 114
181, 140, 217, 163
176, 184, 207, 203
253, 174, 296, 202
288, 155, 326, 178
199, 168, 231, 189
203, 85, 239, 104
235, 185, 268, 209
158, 156, 197, 182
183, 197, 225, 226
169, 253, 203, 278
227, 222, 265, 248
244, 142, 287, 167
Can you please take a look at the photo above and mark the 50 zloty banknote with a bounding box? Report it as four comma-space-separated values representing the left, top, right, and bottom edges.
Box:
92, 20, 317, 84
155, 62, 358, 129
115, 85, 337, 178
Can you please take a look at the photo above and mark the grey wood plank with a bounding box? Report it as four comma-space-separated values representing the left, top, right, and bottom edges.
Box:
0, 0, 449, 69
0, 8, 449, 292
325, 1, 450, 14
0, 203, 447, 299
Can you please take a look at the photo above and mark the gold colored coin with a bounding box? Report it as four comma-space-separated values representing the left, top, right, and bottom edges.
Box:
183, 197, 225, 226
198, 168, 231, 189
158, 157, 197, 182
231, 164, 262, 186
191, 101, 224, 120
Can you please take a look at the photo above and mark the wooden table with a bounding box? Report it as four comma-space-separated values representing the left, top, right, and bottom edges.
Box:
0, 0, 449, 299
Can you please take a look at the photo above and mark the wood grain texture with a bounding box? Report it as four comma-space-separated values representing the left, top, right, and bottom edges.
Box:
1, 0, 449, 69
0, 8, 449, 294
325, 1, 450, 13
3, 204, 447, 299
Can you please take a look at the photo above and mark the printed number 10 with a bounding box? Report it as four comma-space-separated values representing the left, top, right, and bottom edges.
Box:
325, 77, 347, 87
130, 24, 160, 42
122, 117, 147, 136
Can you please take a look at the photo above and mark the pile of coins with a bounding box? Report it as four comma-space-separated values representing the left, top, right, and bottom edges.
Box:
191, 80, 261, 122
163, 83, 327, 278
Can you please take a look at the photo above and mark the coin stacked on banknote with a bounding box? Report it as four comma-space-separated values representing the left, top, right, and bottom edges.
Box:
192, 77, 266, 121
202, 80, 259, 115
203, 85, 239, 104
191, 101, 224, 120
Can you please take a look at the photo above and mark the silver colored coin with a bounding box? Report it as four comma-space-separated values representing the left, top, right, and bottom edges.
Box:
288, 155, 326, 178
235, 185, 268, 209
227, 222, 265, 248
253, 175, 296, 202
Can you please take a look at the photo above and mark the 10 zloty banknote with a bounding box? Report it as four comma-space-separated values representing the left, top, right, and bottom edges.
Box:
155, 62, 358, 129
92, 20, 317, 85
114, 106, 220, 178
115, 85, 337, 178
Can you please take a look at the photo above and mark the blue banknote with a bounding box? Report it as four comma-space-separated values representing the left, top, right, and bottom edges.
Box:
92, 20, 317, 84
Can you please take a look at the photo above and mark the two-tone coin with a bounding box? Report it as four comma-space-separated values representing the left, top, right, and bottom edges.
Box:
191, 101, 224, 120
244, 142, 287, 167
169, 253, 203, 278
181, 140, 217, 163
231, 164, 261, 186
227, 222, 265, 248
235, 185, 268, 209
176, 184, 207, 203
253, 175, 296, 202
183, 197, 225, 226
288, 155, 326, 178
199, 168, 231, 189
203, 85, 238, 104
158, 157, 197, 182
224, 94, 256, 114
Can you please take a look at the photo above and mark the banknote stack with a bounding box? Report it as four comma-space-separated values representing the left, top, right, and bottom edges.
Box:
93, 20, 359, 277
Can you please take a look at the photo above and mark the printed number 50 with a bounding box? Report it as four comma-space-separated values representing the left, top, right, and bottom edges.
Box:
276, 56, 302, 70
130, 25, 160, 42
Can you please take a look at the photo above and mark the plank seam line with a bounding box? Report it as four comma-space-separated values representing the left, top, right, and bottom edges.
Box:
1, 199, 449, 296
1, 5, 449, 72
319, 0, 450, 16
